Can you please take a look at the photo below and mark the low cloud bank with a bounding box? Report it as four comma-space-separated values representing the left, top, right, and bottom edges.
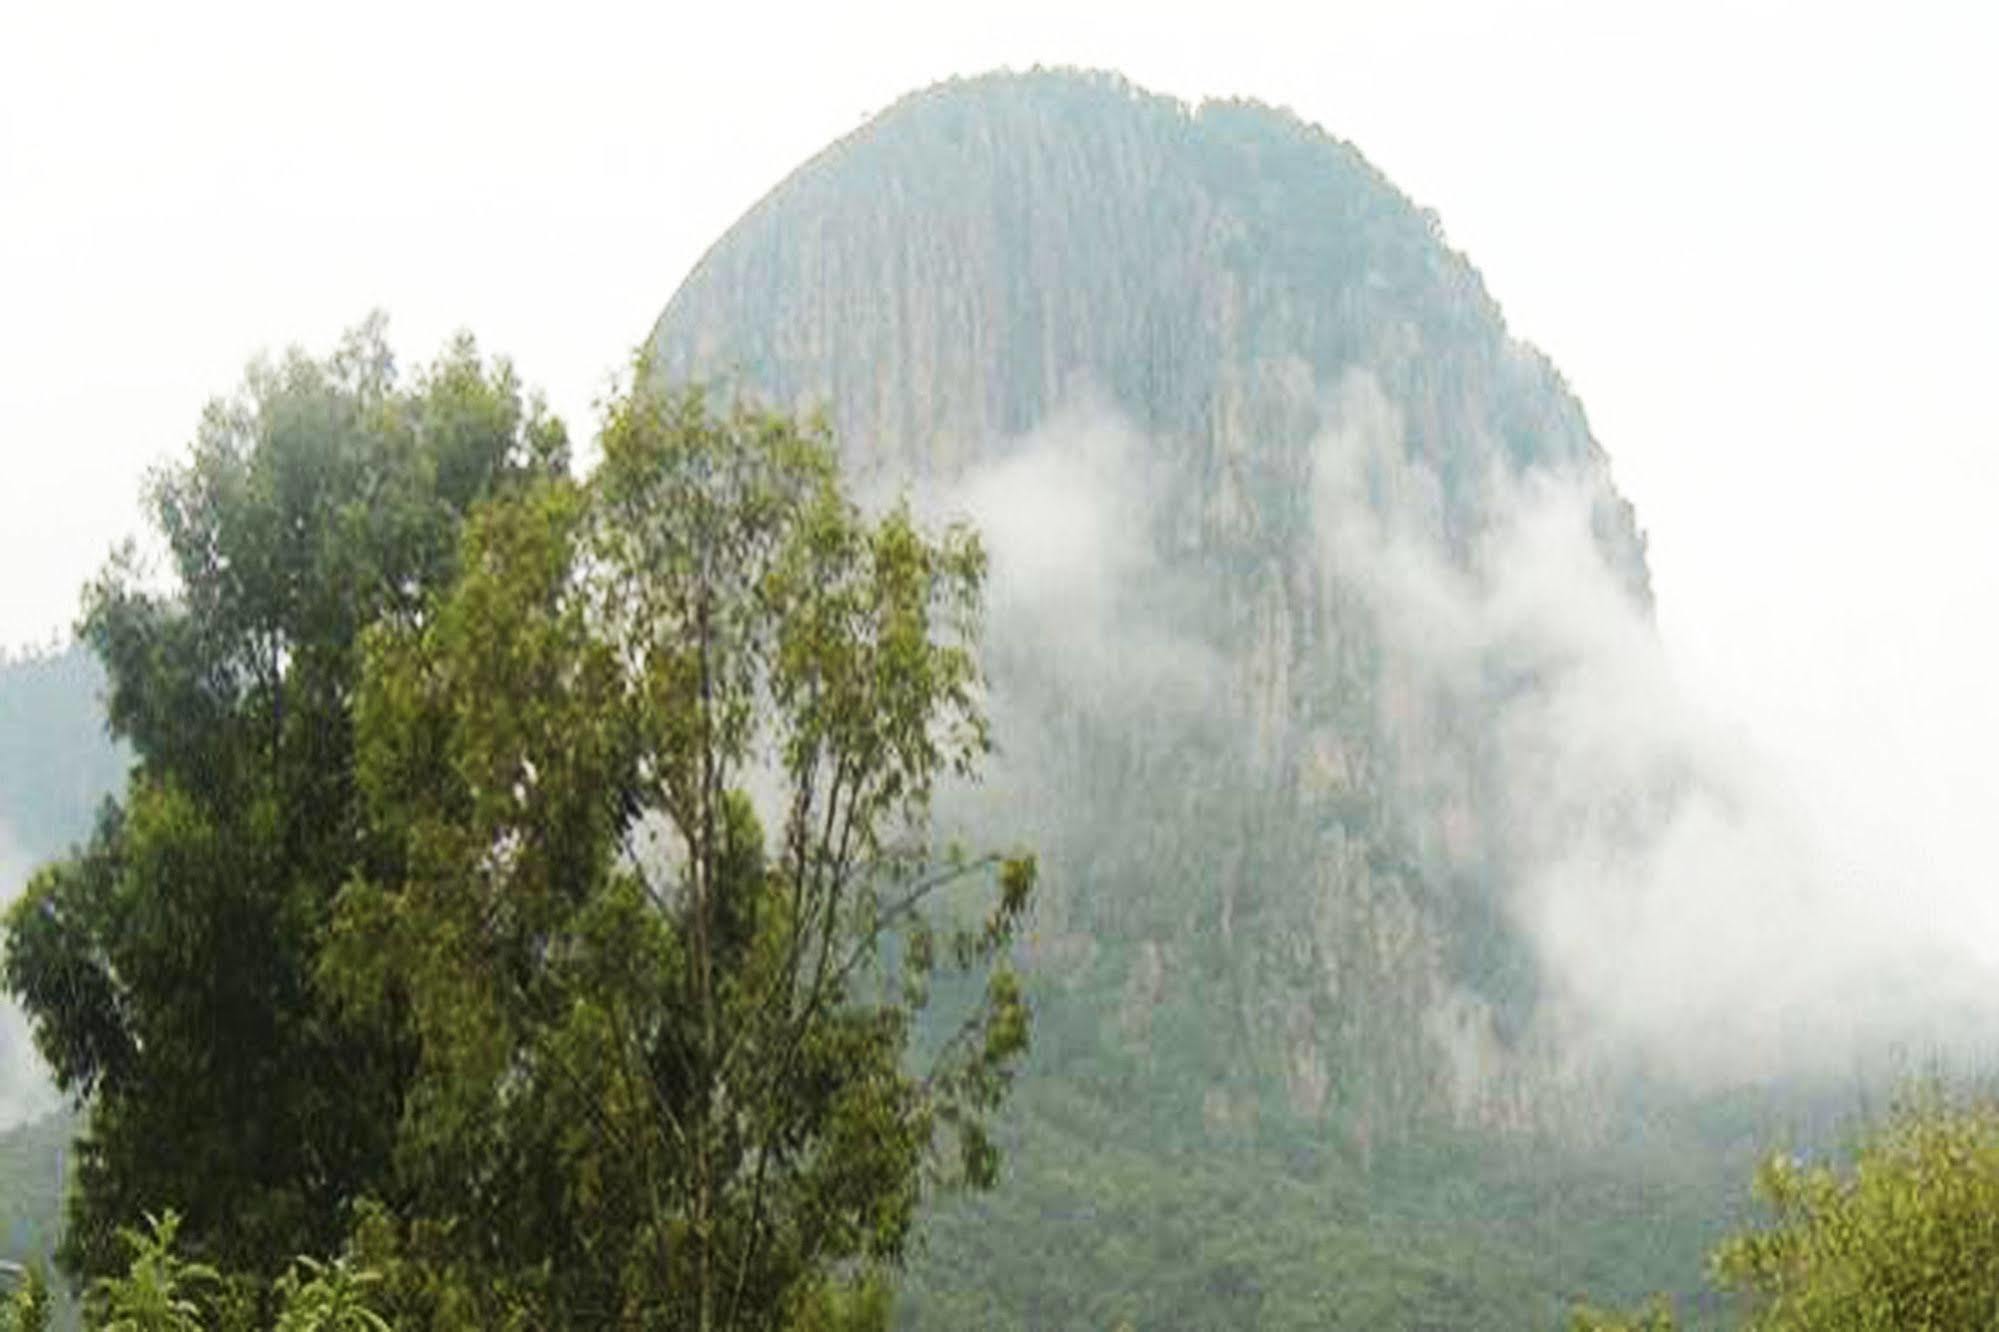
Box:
1310, 369, 1999, 1087
943, 401, 1230, 722
872, 380, 1999, 1093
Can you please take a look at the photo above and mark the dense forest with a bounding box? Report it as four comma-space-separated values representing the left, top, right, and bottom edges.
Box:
4, 68, 1998, 1330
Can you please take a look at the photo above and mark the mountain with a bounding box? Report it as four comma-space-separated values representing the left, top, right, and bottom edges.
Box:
647, 69, 1716, 1325
0, 643, 121, 875
651, 67, 1646, 1124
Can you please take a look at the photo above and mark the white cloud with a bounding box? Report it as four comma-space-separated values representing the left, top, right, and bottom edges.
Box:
1311, 369, 1999, 1088
942, 402, 1228, 719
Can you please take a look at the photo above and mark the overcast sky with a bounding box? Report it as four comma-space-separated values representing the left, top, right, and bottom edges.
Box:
4, 1, 1995, 936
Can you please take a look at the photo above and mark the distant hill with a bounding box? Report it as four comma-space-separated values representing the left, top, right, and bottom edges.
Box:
0, 1107, 77, 1328
0, 642, 121, 875
0, 643, 121, 1131
0, 1108, 68, 1262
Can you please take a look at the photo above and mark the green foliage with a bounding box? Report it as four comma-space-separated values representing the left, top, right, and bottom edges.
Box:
1709, 1094, 1999, 1329
2, 1262, 52, 1332
324, 375, 1033, 1328
3, 316, 566, 1293
782, 1271, 892, 1332
75, 1214, 391, 1332
334, 1202, 540, 1332
88, 1212, 219, 1332
268, 1257, 389, 1332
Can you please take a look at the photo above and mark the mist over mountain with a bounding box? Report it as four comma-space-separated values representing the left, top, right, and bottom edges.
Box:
644, 68, 1999, 1323
651, 68, 1681, 1122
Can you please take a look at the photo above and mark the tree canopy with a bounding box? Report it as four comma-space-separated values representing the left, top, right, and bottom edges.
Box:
3, 323, 1033, 1329
5, 317, 566, 1289
325, 378, 1033, 1328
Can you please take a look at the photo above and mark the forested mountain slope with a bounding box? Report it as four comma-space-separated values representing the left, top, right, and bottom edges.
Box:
653, 66, 1647, 1141
0, 646, 116, 1307
0, 645, 121, 1132
0, 645, 121, 875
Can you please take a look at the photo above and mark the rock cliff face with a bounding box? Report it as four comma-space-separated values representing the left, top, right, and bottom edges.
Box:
650, 68, 1650, 1139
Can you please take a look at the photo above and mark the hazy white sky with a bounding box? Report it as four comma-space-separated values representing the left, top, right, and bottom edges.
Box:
3, 2, 1995, 937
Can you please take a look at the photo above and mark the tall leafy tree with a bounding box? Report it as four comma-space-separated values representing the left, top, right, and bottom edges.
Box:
3, 317, 567, 1288
326, 379, 1034, 1329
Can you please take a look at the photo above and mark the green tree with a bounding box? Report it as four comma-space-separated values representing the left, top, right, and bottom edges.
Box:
325, 379, 1034, 1329
1710, 1094, 1999, 1329
3, 317, 567, 1291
